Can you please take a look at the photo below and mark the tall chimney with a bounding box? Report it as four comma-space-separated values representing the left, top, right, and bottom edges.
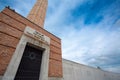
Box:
27, 0, 48, 28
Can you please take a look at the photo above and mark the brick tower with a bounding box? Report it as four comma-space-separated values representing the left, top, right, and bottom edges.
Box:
0, 0, 63, 80
27, 0, 48, 28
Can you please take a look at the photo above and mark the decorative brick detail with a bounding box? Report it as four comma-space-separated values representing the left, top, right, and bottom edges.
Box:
49, 59, 63, 77
0, 13, 25, 31
0, 22, 22, 39
51, 39, 61, 48
50, 45, 61, 54
50, 51, 62, 61
0, 45, 15, 75
0, 32, 19, 48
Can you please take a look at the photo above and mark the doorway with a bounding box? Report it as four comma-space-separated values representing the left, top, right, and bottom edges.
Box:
14, 44, 43, 80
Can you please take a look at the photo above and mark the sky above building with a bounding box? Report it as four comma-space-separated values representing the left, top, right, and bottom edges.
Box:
0, 0, 120, 73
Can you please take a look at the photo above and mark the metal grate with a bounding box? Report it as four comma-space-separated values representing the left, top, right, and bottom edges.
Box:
14, 45, 43, 80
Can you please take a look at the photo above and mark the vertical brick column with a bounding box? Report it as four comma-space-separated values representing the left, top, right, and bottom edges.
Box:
27, 0, 48, 28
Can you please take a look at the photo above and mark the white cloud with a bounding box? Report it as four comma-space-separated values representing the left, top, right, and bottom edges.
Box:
45, 0, 85, 32
44, 0, 120, 73
1, 0, 119, 73
106, 66, 120, 73
10, 0, 36, 17
61, 24, 120, 73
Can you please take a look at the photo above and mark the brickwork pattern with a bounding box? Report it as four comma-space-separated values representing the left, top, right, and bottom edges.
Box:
0, 8, 62, 77
27, 0, 48, 28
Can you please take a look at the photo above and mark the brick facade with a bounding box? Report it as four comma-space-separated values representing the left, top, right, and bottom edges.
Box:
0, 7, 62, 77
27, 0, 48, 28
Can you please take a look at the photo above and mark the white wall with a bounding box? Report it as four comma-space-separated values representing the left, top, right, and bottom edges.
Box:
63, 59, 120, 80
0, 76, 2, 80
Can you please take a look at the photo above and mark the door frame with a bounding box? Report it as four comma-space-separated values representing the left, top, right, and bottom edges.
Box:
14, 43, 44, 80
2, 27, 50, 80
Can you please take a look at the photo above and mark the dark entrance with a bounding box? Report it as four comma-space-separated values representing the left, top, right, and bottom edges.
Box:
14, 44, 43, 80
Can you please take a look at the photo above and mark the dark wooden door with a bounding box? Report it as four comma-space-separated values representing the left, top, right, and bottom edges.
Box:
14, 45, 43, 80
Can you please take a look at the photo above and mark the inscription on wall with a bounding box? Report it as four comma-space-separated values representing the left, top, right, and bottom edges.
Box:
33, 31, 45, 41
24, 27, 50, 45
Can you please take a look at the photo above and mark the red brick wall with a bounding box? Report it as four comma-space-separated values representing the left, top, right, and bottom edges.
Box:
27, 0, 48, 28
0, 8, 62, 77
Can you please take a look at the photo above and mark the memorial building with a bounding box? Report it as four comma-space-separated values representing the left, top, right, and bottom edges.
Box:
0, 0, 120, 80
0, 0, 62, 80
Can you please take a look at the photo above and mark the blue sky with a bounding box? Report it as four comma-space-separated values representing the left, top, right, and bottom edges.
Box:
0, 0, 120, 73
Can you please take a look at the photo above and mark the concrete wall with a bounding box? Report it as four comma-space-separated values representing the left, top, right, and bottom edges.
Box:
0, 76, 2, 80
63, 59, 120, 80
